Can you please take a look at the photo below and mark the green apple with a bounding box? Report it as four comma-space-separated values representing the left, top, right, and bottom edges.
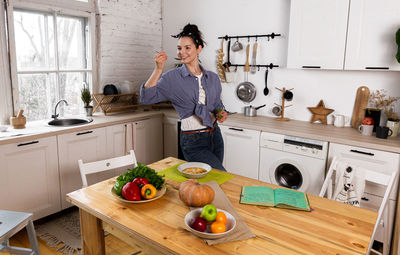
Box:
200, 204, 217, 222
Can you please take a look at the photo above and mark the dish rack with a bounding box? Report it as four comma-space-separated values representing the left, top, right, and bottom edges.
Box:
93, 93, 138, 115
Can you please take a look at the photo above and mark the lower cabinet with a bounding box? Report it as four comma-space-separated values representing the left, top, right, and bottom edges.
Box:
0, 136, 61, 220
163, 116, 178, 158
126, 117, 163, 165
219, 125, 260, 179
58, 128, 107, 209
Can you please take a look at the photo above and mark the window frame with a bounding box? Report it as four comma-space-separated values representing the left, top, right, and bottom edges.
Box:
6, 0, 97, 117
0, 2, 13, 123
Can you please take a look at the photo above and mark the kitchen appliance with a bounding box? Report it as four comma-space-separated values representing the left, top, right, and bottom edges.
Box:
259, 132, 328, 195
328, 143, 400, 255
244, 104, 266, 117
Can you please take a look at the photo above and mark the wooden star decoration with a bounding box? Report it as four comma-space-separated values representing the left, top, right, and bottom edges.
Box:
307, 100, 334, 124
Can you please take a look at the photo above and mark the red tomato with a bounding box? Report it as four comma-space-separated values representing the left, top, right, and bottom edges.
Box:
362, 117, 374, 125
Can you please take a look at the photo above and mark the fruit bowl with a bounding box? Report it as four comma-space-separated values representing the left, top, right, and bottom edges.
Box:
178, 162, 211, 179
184, 208, 236, 239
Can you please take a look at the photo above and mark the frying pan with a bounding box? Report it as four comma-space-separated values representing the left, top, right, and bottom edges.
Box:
236, 44, 256, 103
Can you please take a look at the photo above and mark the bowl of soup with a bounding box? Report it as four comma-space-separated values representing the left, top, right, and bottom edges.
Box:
178, 162, 211, 179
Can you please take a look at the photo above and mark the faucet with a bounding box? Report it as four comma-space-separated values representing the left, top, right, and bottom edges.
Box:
52, 100, 68, 119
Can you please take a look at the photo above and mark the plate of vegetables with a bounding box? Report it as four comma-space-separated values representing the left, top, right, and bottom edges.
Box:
112, 163, 166, 203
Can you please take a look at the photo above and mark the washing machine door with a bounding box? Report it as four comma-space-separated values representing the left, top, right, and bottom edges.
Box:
269, 158, 310, 192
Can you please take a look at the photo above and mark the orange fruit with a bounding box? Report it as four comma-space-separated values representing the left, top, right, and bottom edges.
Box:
215, 211, 227, 225
210, 221, 226, 233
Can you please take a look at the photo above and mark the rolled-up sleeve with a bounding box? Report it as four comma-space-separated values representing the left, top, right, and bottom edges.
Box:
139, 74, 170, 105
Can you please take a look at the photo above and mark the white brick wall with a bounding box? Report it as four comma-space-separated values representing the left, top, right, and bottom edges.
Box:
98, 0, 162, 94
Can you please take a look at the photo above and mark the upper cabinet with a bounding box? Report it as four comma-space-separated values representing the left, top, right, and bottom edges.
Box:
345, 0, 400, 70
287, 0, 400, 71
287, 0, 349, 69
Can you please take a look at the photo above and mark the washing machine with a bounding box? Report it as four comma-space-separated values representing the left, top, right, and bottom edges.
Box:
259, 132, 328, 195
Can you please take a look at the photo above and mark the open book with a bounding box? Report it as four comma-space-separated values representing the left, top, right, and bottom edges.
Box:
240, 186, 311, 212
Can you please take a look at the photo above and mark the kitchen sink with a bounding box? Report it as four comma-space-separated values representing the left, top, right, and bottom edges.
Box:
48, 118, 93, 126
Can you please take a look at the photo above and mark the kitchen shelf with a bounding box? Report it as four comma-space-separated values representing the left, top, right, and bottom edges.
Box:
93, 93, 138, 115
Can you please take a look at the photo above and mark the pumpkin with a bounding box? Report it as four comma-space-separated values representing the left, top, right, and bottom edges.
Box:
179, 179, 215, 207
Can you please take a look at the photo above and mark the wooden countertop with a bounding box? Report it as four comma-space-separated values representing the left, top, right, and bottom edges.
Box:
219, 114, 400, 154
67, 157, 378, 255
2, 108, 400, 153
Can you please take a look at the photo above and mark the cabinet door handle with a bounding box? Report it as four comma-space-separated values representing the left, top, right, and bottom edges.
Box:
229, 128, 243, 132
365, 67, 389, 70
302, 66, 321, 69
76, 131, 93, 136
17, 141, 39, 147
361, 197, 369, 201
350, 149, 374, 156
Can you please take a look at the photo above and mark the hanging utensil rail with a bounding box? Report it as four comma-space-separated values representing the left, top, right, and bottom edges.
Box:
218, 33, 281, 41
218, 33, 281, 70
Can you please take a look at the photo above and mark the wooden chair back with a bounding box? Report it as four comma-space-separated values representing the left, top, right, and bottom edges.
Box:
320, 156, 397, 255
78, 150, 137, 188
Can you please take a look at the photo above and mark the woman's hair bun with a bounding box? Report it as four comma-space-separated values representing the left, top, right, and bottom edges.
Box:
172, 23, 206, 48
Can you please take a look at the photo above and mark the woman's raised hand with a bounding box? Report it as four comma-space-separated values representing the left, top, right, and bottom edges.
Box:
155, 51, 168, 70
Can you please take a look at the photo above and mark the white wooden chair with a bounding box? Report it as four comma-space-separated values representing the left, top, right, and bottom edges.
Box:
320, 156, 398, 255
78, 150, 137, 188
0, 210, 40, 255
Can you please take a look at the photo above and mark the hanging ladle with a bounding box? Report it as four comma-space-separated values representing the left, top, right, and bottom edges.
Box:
263, 68, 269, 96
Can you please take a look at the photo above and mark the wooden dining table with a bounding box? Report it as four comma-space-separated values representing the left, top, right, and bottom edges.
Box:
66, 157, 378, 255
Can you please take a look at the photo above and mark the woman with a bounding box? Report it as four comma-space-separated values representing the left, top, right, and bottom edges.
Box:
140, 24, 228, 171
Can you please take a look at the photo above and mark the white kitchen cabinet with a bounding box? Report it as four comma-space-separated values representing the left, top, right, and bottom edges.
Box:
287, 0, 349, 69
58, 127, 107, 209
219, 125, 260, 180
106, 123, 127, 158
126, 117, 163, 165
106, 123, 134, 176
0, 136, 60, 220
163, 116, 178, 158
287, 0, 400, 71
345, 0, 400, 70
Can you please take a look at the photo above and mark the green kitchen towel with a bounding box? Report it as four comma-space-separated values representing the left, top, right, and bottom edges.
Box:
158, 163, 234, 185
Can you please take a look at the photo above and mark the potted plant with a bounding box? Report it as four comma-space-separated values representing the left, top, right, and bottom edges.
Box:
81, 83, 93, 116
369, 89, 400, 136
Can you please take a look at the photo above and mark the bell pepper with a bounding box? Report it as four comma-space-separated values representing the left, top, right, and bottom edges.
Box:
121, 182, 141, 201
217, 107, 223, 120
114, 180, 129, 196
140, 184, 157, 199
132, 177, 149, 188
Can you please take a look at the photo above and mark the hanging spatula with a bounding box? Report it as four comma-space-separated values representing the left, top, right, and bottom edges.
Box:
250, 41, 258, 74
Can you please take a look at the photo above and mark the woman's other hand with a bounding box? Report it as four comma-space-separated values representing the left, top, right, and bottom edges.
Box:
155, 51, 167, 71
217, 110, 228, 123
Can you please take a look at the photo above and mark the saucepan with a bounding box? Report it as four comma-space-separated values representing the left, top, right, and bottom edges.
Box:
244, 104, 266, 117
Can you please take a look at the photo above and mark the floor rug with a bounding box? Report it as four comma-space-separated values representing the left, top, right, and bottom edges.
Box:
35, 208, 82, 255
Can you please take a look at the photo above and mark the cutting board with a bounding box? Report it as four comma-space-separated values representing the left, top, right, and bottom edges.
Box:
351, 86, 370, 128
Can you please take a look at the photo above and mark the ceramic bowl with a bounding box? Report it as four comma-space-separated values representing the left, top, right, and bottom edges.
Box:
0, 125, 8, 132
184, 208, 236, 239
177, 162, 211, 179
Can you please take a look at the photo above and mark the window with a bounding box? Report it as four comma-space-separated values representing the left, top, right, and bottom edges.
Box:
8, 6, 95, 121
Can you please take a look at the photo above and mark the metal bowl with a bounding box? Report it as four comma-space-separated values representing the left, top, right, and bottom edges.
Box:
236, 82, 256, 103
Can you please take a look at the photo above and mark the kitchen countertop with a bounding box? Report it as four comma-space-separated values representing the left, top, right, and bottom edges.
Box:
2, 108, 400, 154
0, 108, 164, 145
